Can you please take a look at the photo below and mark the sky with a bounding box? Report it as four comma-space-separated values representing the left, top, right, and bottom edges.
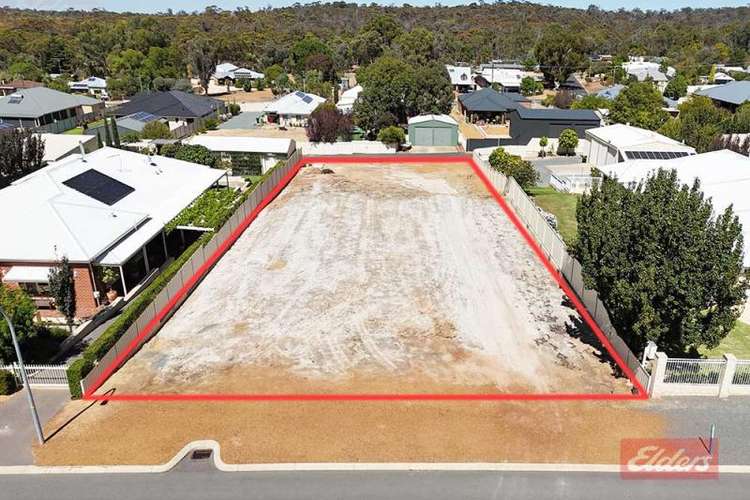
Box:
3, 0, 749, 13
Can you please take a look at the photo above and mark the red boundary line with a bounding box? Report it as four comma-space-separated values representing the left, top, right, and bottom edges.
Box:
85, 153, 647, 402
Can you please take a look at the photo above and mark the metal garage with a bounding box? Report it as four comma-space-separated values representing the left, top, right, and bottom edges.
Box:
407, 114, 458, 147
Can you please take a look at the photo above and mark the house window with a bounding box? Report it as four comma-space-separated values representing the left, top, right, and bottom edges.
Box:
18, 282, 51, 297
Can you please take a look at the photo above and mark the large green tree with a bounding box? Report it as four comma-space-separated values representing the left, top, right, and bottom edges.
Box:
534, 24, 588, 86
354, 56, 451, 134
575, 171, 748, 355
0, 129, 45, 188
658, 95, 730, 152
609, 81, 669, 130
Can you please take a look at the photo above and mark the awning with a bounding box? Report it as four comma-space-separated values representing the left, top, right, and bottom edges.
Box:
3, 266, 52, 283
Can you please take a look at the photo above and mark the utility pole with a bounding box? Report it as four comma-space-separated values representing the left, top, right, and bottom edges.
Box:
0, 306, 44, 444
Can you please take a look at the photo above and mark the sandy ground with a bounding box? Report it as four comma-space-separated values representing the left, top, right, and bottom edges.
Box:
101, 163, 628, 397
34, 399, 664, 465
214, 89, 275, 103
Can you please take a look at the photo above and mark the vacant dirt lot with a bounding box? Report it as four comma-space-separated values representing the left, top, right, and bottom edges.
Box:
34, 162, 644, 466
100, 163, 627, 396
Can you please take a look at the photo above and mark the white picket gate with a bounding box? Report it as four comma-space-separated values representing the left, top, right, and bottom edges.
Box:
1, 364, 69, 387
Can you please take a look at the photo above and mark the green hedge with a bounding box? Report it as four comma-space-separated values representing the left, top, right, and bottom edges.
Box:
0, 369, 18, 395
66, 357, 93, 399
65, 159, 290, 398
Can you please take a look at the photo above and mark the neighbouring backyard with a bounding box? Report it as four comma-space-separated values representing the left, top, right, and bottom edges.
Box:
528, 186, 580, 247
701, 321, 750, 359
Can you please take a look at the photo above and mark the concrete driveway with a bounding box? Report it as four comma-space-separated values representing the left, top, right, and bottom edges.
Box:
0, 388, 70, 465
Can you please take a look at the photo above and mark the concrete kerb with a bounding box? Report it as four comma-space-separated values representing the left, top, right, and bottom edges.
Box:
2, 440, 750, 474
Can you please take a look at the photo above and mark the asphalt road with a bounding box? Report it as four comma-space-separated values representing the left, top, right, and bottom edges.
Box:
2, 469, 749, 500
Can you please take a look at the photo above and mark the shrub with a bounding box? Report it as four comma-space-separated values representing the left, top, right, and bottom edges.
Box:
141, 121, 172, 140
0, 370, 17, 395
173, 144, 217, 167
121, 132, 140, 144
203, 118, 219, 131
66, 357, 92, 399
539, 136, 548, 148
242, 80, 253, 92
159, 143, 179, 158
0, 285, 38, 364
228, 103, 241, 116
377, 126, 405, 148
488, 147, 539, 192
557, 128, 579, 155
166, 188, 242, 233
256, 78, 265, 91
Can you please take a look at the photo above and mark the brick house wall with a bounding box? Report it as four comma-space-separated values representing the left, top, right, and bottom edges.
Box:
0, 261, 100, 320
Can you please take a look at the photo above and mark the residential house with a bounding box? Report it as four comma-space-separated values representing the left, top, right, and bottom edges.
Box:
262, 91, 326, 127
478, 67, 524, 92
213, 63, 264, 84
336, 85, 362, 114
585, 124, 696, 168
713, 72, 735, 85
595, 84, 625, 100
623, 60, 675, 91
695, 81, 750, 111
69, 76, 109, 99
445, 65, 475, 93
0, 147, 226, 319
507, 107, 602, 145
604, 149, 750, 267
85, 112, 171, 140
0, 87, 104, 133
0, 79, 42, 96
113, 91, 227, 136
458, 87, 529, 124
184, 136, 296, 175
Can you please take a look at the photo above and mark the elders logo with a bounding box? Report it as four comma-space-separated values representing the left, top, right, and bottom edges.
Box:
620, 438, 719, 479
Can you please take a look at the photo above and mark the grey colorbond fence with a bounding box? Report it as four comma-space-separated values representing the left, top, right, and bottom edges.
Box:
473, 152, 651, 390
80, 149, 303, 395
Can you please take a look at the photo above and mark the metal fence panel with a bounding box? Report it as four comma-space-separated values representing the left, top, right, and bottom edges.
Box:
664, 359, 725, 385
732, 361, 750, 385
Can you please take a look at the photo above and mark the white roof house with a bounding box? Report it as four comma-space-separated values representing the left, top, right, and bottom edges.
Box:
585, 124, 696, 168
446, 65, 474, 87
264, 91, 326, 126
185, 136, 295, 156
480, 68, 523, 89
39, 133, 99, 163
0, 147, 225, 266
336, 85, 362, 113
69, 76, 107, 91
605, 149, 750, 267
214, 62, 264, 81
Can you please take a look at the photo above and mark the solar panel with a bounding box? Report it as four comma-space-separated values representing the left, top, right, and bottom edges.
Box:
294, 91, 306, 98
301, 95, 313, 104
129, 111, 159, 123
625, 151, 691, 161
62, 169, 134, 206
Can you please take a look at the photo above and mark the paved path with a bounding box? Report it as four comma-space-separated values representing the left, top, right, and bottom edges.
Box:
2, 469, 749, 500
0, 388, 70, 466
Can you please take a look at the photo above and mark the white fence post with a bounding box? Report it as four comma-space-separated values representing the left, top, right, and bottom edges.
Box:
719, 353, 738, 398
648, 352, 668, 398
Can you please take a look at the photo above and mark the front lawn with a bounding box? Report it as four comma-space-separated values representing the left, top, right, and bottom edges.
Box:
527, 186, 580, 247
63, 127, 83, 135
701, 321, 750, 359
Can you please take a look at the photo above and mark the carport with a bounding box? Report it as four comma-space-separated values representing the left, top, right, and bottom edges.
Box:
407, 114, 458, 147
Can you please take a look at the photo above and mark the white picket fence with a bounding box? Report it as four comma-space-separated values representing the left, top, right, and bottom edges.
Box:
1, 363, 69, 387
649, 354, 750, 398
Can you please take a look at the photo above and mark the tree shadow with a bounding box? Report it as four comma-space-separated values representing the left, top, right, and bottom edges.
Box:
44, 388, 116, 443
561, 295, 626, 379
